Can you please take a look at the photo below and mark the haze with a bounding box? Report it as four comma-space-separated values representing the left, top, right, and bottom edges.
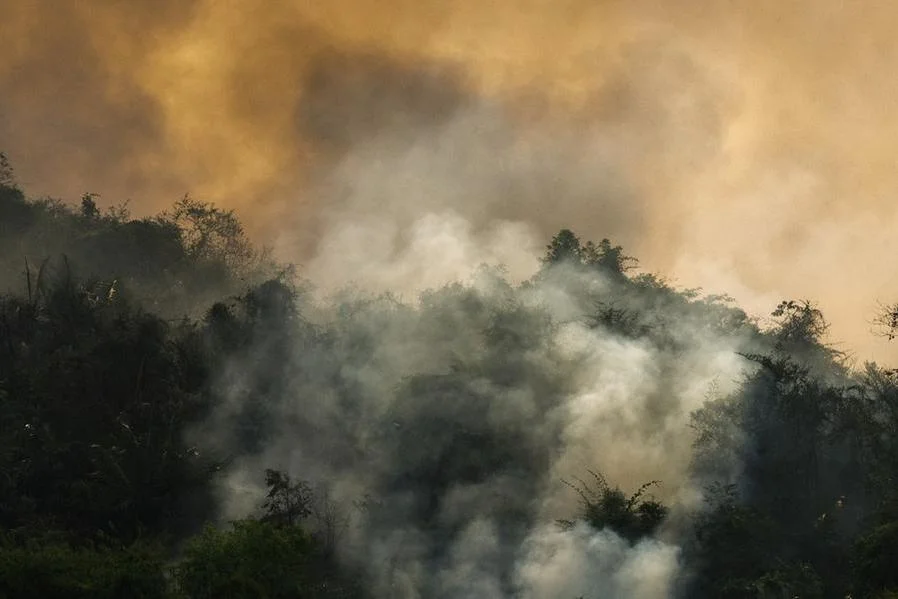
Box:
2, 0, 896, 361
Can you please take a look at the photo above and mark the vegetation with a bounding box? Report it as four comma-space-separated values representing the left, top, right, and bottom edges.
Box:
559, 472, 667, 543
3, 153, 898, 597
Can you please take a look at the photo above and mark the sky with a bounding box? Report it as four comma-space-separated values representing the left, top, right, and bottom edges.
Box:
2, 0, 898, 363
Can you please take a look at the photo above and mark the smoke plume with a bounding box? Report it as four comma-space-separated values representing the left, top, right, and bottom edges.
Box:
190, 258, 758, 598
3, 1, 897, 362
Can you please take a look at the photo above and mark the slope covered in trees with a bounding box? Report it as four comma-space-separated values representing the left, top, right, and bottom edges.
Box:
2, 155, 898, 597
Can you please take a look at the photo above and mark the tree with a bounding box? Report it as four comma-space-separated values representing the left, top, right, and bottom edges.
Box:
0, 537, 169, 599
0, 152, 14, 188
175, 519, 317, 599
261, 469, 313, 527
875, 302, 898, 341
854, 522, 898, 596
165, 195, 256, 273
771, 300, 828, 348
581, 238, 637, 277
175, 470, 358, 598
541, 229, 636, 281
0, 269, 219, 542
80, 193, 101, 220
541, 229, 582, 265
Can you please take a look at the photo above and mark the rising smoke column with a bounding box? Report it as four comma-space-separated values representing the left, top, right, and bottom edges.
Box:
196, 255, 758, 599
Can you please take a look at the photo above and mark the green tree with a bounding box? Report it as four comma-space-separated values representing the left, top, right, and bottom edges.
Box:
541, 229, 582, 265
0, 269, 218, 542
80, 193, 100, 220
560, 471, 668, 543
581, 238, 637, 277
175, 520, 317, 599
0, 537, 169, 599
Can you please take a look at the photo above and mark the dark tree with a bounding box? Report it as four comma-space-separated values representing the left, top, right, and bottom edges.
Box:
542, 229, 582, 265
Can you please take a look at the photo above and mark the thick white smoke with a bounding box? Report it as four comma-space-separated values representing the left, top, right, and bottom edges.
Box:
516, 523, 680, 599
197, 222, 756, 598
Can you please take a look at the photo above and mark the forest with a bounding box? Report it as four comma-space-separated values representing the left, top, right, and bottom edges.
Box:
1, 150, 898, 599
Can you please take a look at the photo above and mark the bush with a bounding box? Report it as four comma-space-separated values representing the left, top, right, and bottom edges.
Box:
560, 471, 668, 542
174, 519, 318, 599
0, 539, 169, 599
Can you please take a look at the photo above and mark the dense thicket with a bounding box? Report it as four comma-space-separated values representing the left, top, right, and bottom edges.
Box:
2, 155, 898, 598
0, 152, 274, 318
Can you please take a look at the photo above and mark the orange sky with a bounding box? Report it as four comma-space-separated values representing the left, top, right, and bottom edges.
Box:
2, 0, 898, 362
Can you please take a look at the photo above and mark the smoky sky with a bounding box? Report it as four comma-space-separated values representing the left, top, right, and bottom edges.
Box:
3, 0, 898, 362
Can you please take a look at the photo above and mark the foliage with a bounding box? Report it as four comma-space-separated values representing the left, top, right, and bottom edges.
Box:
174, 519, 317, 599
262, 469, 313, 527
0, 537, 169, 599
541, 229, 583, 265
0, 152, 14, 188
165, 195, 258, 274
0, 267, 219, 542
853, 521, 898, 596
541, 228, 636, 277
7, 158, 898, 599
875, 302, 898, 341
0, 162, 274, 318
686, 483, 820, 598
175, 469, 358, 599
685, 301, 898, 597
560, 471, 668, 542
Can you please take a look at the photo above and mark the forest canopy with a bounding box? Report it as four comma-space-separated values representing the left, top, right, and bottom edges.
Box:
2, 155, 898, 598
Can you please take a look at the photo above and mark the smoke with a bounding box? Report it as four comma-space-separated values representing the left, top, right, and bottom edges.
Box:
516, 524, 680, 599
190, 256, 757, 598
7, 1, 898, 593
4, 0, 898, 362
